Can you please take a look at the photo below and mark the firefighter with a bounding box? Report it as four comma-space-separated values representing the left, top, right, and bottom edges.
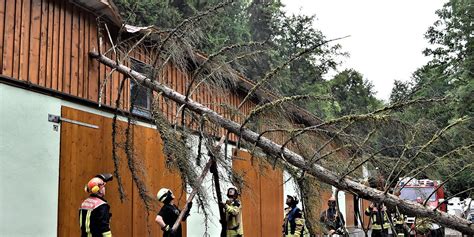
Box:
79, 173, 114, 237
365, 202, 391, 237
155, 188, 192, 237
283, 195, 307, 237
220, 186, 244, 237
319, 196, 346, 236
391, 190, 408, 237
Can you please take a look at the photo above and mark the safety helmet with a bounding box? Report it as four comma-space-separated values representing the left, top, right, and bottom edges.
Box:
95, 173, 113, 182
157, 188, 173, 203
85, 177, 106, 194
286, 195, 299, 205
327, 196, 337, 208
84, 173, 113, 194
227, 186, 239, 197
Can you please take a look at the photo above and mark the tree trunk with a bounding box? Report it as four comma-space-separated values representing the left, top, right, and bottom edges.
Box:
89, 52, 474, 235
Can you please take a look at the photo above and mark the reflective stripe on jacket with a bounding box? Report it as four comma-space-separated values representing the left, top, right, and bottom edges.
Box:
225, 200, 243, 236
365, 207, 390, 230
79, 196, 112, 237
283, 207, 307, 237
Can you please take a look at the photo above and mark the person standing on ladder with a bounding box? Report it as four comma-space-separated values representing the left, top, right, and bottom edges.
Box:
155, 188, 192, 237
283, 195, 308, 237
220, 187, 244, 237
79, 173, 114, 237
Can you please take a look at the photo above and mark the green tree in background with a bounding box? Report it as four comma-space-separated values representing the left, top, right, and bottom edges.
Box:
388, 0, 473, 198
114, 0, 182, 28
329, 69, 382, 117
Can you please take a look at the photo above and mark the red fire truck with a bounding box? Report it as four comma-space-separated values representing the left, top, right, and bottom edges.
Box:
398, 178, 446, 237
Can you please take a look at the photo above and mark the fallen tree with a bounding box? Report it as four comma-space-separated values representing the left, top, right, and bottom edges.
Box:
90, 51, 474, 234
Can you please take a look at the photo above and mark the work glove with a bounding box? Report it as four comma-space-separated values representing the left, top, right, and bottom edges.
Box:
162, 224, 172, 234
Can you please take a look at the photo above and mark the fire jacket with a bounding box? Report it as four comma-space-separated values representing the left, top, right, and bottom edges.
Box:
319, 208, 345, 233
283, 206, 307, 237
224, 199, 244, 237
365, 205, 391, 230
79, 195, 112, 237
157, 203, 185, 237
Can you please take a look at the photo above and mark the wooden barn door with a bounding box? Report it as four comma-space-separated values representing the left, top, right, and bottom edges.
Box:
232, 150, 284, 237
57, 106, 185, 237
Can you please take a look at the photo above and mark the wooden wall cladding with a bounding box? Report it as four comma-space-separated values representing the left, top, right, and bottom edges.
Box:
0, 0, 119, 106
232, 150, 284, 237
58, 106, 185, 237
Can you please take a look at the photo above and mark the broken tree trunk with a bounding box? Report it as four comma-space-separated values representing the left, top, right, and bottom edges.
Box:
170, 136, 227, 233
89, 52, 474, 235
210, 154, 227, 237
171, 158, 213, 233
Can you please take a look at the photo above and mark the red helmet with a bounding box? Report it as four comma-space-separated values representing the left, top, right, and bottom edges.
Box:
84, 176, 109, 194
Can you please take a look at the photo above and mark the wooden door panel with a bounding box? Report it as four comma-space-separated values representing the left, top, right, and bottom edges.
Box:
58, 106, 185, 236
233, 150, 283, 237
58, 106, 133, 237
260, 165, 284, 237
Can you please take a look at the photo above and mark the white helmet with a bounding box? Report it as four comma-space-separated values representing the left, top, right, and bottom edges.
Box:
157, 188, 172, 203
227, 186, 239, 197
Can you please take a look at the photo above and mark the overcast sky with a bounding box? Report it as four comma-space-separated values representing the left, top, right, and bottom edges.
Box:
282, 0, 446, 101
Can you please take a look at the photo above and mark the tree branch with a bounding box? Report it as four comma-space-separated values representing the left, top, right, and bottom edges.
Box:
90, 52, 474, 234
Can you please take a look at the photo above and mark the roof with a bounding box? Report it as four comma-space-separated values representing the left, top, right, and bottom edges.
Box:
70, 0, 122, 25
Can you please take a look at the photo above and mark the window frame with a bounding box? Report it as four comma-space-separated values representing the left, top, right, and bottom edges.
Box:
129, 58, 153, 117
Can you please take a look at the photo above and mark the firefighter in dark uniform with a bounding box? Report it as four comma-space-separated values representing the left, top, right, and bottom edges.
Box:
155, 188, 192, 237
79, 173, 113, 237
391, 189, 408, 237
319, 196, 346, 236
365, 202, 391, 237
283, 195, 307, 237
221, 186, 244, 237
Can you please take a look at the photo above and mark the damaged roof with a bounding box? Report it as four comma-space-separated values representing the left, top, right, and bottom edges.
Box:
70, 0, 122, 25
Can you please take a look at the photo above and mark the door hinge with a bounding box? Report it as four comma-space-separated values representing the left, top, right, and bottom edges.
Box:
48, 114, 99, 129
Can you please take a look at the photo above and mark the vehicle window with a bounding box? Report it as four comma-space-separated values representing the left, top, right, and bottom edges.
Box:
400, 187, 436, 201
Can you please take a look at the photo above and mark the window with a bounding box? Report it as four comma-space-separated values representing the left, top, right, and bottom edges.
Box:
400, 187, 436, 201
130, 58, 153, 117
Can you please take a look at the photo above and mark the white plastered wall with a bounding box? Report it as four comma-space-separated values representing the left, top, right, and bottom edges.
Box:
185, 136, 235, 237
0, 84, 62, 236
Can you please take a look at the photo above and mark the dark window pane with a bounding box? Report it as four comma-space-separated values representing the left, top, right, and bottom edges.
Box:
130, 58, 153, 117
130, 80, 150, 109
